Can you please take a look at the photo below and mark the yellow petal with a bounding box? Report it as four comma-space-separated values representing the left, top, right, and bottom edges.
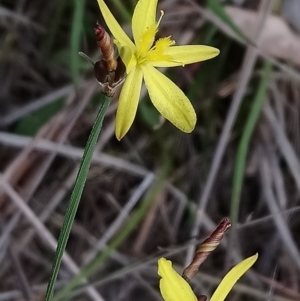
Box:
115, 67, 143, 140
151, 45, 220, 67
158, 258, 198, 301
142, 65, 196, 132
132, 0, 158, 46
97, 0, 135, 51
117, 45, 137, 74
210, 254, 258, 301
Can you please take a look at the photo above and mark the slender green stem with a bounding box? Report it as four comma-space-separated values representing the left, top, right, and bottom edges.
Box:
44, 93, 111, 301
230, 61, 272, 227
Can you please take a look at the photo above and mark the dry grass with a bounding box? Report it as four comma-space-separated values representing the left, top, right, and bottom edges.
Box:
0, 0, 300, 300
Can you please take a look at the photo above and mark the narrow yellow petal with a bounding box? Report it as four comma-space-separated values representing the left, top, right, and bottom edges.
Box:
115, 67, 143, 140
97, 0, 135, 51
142, 65, 196, 133
132, 0, 158, 46
117, 45, 137, 74
151, 45, 220, 67
158, 258, 198, 301
210, 254, 258, 301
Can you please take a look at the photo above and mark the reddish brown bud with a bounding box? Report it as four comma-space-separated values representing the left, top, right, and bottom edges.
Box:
197, 295, 207, 301
94, 22, 117, 71
182, 218, 231, 282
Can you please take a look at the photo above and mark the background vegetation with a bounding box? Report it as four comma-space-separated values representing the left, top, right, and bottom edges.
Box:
0, 0, 299, 300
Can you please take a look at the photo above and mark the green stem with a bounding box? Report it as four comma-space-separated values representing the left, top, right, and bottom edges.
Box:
44, 93, 111, 301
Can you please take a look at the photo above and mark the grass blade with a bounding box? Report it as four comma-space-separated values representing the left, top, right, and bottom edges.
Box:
44, 93, 111, 301
43, 0, 68, 56
208, 0, 249, 43
230, 61, 272, 227
71, 0, 86, 86
112, 0, 132, 21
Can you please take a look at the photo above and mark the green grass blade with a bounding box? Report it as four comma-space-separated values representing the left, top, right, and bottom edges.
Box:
53, 166, 169, 301
112, 0, 132, 21
230, 61, 272, 227
43, 0, 68, 57
71, 0, 86, 86
14, 99, 64, 136
44, 93, 111, 301
208, 0, 249, 43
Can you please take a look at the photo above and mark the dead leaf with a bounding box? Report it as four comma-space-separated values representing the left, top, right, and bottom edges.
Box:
225, 6, 300, 67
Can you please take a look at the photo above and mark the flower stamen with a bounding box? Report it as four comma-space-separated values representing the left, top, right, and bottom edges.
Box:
157, 10, 164, 28
137, 10, 165, 61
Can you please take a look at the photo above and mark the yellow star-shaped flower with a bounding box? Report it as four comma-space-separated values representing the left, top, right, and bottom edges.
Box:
97, 0, 220, 140
158, 254, 258, 301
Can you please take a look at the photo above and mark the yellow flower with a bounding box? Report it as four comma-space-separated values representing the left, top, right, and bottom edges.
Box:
97, 0, 219, 140
158, 254, 258, 301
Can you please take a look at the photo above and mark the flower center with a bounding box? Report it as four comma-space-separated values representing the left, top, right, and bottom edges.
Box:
116, 10, 177, 74
135, 11, 175, 65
